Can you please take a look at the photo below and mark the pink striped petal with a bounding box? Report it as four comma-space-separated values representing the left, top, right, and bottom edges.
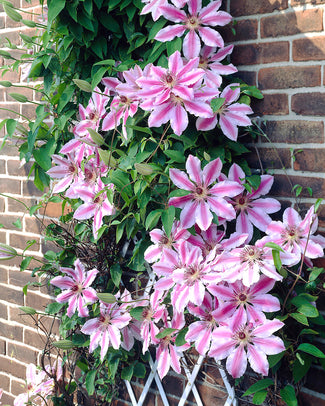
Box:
170, 103, 189, 136
247, 208, 272, 232
188, 0, 202, 15
160, 4, 186, 22
168, 50, 183, 74
207, 196, 236, 220
252, 198, 281, 214
169, 194, 192, 208
155, 24, 186, 42
183, 30, 201, 59
186, 155, 202, 184
219, 114, 238, 141
283, 207, 301, 227
169, 168, 194, 190
183, 100, 213, 117
226, 345, 247, 378
202, 158, 222, 186
209, 180, 243, 197
196, 115, 218, 131
195, 201, 213, 230
148, 103, 172, 128
198, 27, 224, 47
250, 175, 274, 198
181, 200, 199, 229
247, 344, 268, 376
51, 276, 75, 289
201, 10, 232, 26
253, 336, 285, 355
74, 203, 96, 220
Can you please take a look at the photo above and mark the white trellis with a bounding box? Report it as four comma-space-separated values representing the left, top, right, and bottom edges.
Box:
123, 262, 237, 406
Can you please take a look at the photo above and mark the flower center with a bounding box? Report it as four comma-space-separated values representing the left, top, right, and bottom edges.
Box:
84, 168, 97, 184
284, 226, 301, 243
194, 185, 207, 200
71, 284, 82, 293
241, 245, 263, 264
94, 194, 104, 205
69, 163, 78, 175
88, 110, 98, 121
238, 331, 246, 340
184, 266, 201, 285
198, 58, 208, 70
120, 95, 128, 104
238, 293, 247, 302
142, 307, 153, 321
186, 15, 200, 30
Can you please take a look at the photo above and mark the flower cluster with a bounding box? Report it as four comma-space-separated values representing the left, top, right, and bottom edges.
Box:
21, 0, 325, 399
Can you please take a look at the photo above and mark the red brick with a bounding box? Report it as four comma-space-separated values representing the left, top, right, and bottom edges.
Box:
9, 306, 38, 328
23, 180, 47, 197
39, 201, 72, 217
0, 140, 19, 156
272, 175, 325, 199
11, 379, 26, 397
0, 102, 20, 119
232, 42, 289, 66
9, 233, 40, 252
8, 197, 38, 213
24, 217, 44, 235
292, 92, 325, 116
252, 94, 289, 116
8, 342, 38, 364
0, 374, 10, 392
25, 291, 51, 311
0, 301, 8, 320
246, 147, 292, 170
24, 329, 47, 350
261, 9, 323, 38
0, 267, 7, 284
1, 30, 21, 46
9, 269, 39, 290
0, 392, 15, 405
0, 285, 24, 306
0, 178, 21, 194
187, 381, 228, 405
0, 15, 4, 29
230, 0, 288, 16
293, 149, 325, 172
0, 355, 26, 379
258, 66, 321, 90
292, 0, 325, 4
220, 19, 258, 43
21, 103, 37, 119
264, 121, 324, 144
236, 71, 257, 87
0, 320, 23, 341
293, 36, 325, 61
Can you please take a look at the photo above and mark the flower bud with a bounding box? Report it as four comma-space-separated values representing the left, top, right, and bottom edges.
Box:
134, 163, 153, 176
0, 243, 17, 260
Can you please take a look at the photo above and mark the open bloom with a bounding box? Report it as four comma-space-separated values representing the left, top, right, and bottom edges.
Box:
140, 0, 168, 21
81, 301, 131, 361
51, 259, 98, 318
14, 364, 54, 406
209, 311, 285, 378
224, 163, 281, 243
258, 205, 325, 263
156, 0, 232, 59
197, 83, 253, 141
169, 155, 243, 230
73, 179, 115, 239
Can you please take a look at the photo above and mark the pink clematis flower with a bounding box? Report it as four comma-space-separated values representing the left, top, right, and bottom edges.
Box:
197, 83, 253, 141
199, 45, 238, 88
156, 0, 232, 59
73, 179, 115, 239
51, 259, 98, 318
155, 311, 190, 378
140, 0, 168, 21
209, 311, 285, 378
258, 205, 325, 263
144, 220, 190, 263
169, 155, 243, 230
185, 292, 223, 355
81, 300, 132, 361
14, 364, 54, 406
225, 163, 281, 243
209, 276, 281, 323
47, 153, 80, 195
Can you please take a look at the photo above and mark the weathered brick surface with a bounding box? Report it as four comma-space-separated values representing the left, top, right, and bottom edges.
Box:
261, 8, 323, 38
230, 0, 288, 16
232, 42, 289, 65
220, 19, 258, 42
258, 66, 321, 89
292, 92, 325, 116
264, 121, 324, 144
293, 36, 325, 61
293, 149, 325, 172
273, 175, 325, 198
246, 147, 291, 170
252, 94, 289, 115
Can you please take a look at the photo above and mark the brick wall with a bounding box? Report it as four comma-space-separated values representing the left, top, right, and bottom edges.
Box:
222, 1, 325, 405
0, 1, 55, 405
1, 0, 325, 405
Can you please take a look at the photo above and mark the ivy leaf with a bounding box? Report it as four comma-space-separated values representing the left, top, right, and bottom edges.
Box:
174, 327, 188, 347
121, 364, 134, 381
252, 390, 268, 405
155, 328, 176, 339
290, 313, 309, 326
145, 209, 162, 230
211, 97, 225, 113
133, 362, 146, 378
110, 263, 122, 287
130, 306, 145, 321
45, 302, 64, 314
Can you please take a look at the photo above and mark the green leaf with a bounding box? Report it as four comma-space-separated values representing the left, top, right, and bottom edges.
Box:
243, 378, 274, 396
91, 66, 108, 89
6, 118, 17, 136
272, 249, 282, 272
13, 218, 22, 229
161, 205, 175, 237
73, 79, 92, 92
156, 328, 176, 339
241, 85, 263, 99
94, 59, 116, 66
291, 312, 309, 326
166, 37, 182, 56
19, 306, 36, 315
45, 302, 64, 314
164, 149, 185, 163
97, 292, 116, 304
309, 267, 324, 282
211, 97, 225, 113
174, 327, 188, 347
87, 128, 105, 146
130, 306, 145, 321
252, 390, 268, 405
293, 353, 312, 383
297, 343, 325, 358
121, 364, 134, 381
280, 385, 297, 406
85, 370, 96, 396
110, 263, 122, 287
133, 362, 146, 378
268, 351, 285, 368
145, 209, 162, 230
48, 0, 66, 24
0, 50, 13, 59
